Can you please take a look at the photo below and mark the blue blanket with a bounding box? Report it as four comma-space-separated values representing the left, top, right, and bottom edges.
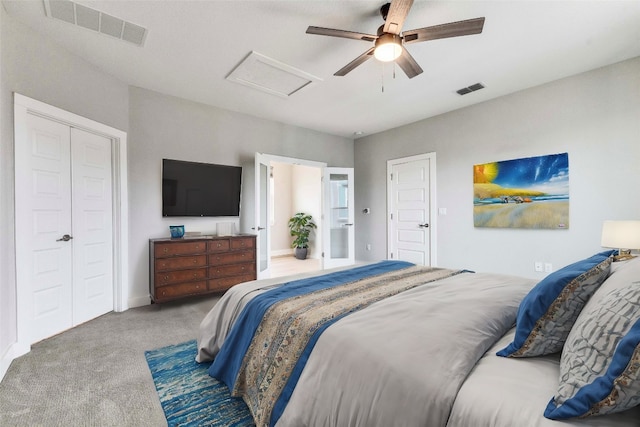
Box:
208, 260, 414, 425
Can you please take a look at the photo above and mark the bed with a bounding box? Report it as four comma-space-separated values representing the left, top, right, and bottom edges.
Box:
196, 254, 640, 427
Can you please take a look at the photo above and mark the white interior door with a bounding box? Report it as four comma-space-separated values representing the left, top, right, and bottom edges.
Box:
16, 114, 115, 343
388, 154, 436, 266
71, 128, 113, 324
254, 153, 271, 279
18, 114, 74, 343
322, 167, 355, 269
13, 94, 128, 359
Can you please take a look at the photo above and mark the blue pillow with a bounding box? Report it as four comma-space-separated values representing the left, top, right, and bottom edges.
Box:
544, 282, 640, 419
496, 250, 614, 358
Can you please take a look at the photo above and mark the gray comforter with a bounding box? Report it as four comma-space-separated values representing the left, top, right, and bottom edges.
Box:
197, 268, 536, 427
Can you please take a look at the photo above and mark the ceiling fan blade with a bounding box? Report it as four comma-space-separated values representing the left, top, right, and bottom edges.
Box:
403, 17, 485, 44
334, 47, 375, 76
396, 48, 423, 79
306, 26, 377, 42
383, 0, 414, 35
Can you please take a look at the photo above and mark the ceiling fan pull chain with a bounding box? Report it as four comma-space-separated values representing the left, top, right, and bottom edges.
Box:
381, 63, 385, 93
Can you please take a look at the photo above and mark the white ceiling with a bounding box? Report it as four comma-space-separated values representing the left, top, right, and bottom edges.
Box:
4, 1, 640, 138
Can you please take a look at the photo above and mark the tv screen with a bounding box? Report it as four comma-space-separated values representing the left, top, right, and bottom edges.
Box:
162, 159, 242, 217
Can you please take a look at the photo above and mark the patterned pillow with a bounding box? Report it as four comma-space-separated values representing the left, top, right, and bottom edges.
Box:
544, 281, 640, 419
496, 251, 614, 358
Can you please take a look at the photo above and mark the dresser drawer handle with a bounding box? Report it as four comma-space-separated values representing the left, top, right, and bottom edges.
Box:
241, 266, 245, 271
195, 244, 200, 250
164, 275, 169, 280
217, 243, 222, 247
163, 248, 168, 253
195, 284, 200, 289
193, 273, 198, 278
161, 262, 167, 268
161, 290, 166, 296
193, 259, 197, 264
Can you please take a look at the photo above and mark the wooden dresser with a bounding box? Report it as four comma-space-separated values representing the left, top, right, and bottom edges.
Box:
149, 234, 256, 303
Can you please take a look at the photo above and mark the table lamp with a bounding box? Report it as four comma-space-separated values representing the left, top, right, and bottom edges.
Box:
601, 220, 640, 261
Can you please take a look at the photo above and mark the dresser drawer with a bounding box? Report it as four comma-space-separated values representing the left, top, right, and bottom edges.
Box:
155, 281, 207, 300
209, 263, 255, 278
208, 250, 255, 265
155, 268, 207, 286
155, 241, 206, 257
208, 274, 256, 292
155, 255, 207, 271
230, 237, 255, 250
207, 239, 230, 253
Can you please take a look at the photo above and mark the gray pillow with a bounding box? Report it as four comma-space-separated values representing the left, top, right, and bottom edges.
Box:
545, 257, 640, 419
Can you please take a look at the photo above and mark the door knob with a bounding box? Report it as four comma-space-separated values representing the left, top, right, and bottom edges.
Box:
56, 234, 73, 242
418, 223, 429, 228
251, 226, 266, 231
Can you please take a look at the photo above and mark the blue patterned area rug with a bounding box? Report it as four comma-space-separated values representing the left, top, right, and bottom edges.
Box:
145, 340, 254, 427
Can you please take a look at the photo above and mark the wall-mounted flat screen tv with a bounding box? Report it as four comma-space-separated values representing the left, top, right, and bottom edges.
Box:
162, 159, 242, 217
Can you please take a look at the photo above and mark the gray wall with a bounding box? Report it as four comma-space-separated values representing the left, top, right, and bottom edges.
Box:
127, 87, 353, 304
355, 56, 640, 279
0, 10, 129, 365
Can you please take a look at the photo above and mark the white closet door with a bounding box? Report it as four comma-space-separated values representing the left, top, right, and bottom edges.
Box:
21, 114, 73, 343
18, 115, 114, 344
71, 128, 113, 324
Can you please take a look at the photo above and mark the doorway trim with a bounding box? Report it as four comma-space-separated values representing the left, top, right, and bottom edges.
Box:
386, 152, 437, 266
13, 93, 129, 351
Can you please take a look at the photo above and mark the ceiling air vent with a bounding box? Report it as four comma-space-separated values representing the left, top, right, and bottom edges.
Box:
44, 0, 147, 46
456, 82, 485, 96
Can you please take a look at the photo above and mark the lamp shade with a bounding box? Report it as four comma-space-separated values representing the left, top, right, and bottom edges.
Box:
601, 220, 640, 250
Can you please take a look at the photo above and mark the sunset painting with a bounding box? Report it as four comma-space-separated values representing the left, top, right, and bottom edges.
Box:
473, 153, 569, 229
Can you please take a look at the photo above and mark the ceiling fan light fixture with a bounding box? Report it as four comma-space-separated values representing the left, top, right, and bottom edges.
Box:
374, 33, 402, 62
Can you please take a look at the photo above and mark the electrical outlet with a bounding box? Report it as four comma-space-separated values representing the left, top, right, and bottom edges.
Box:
534, 262, 543, 272
366, 244, 371, 251
544, 263, 553, 273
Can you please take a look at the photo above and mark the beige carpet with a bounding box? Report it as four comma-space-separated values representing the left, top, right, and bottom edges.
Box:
0, 294, 220, 426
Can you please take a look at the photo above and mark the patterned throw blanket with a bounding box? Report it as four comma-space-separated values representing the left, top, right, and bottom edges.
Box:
209, 261, 462, 427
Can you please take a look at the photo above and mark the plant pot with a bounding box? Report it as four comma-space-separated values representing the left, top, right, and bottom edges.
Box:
294, 247, 308, 260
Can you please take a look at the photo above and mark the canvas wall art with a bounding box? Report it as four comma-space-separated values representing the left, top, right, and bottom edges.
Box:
473, 153, 569, 229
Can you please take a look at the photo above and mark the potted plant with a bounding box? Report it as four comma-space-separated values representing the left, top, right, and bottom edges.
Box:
288, 212, 317, 260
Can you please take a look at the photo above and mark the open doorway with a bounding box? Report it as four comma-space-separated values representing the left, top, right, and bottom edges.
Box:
254, 153, 354, 279
269, 161, 323, 278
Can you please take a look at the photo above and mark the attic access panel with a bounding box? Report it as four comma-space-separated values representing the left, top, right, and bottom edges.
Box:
227, 52, 322, 98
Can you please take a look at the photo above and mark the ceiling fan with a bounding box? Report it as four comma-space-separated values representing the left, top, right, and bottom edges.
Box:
306, 0, 485, 79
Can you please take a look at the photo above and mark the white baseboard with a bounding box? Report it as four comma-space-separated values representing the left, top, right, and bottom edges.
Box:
128, 294, 151, 309
0, 341, 30, 383
271, 249, 294, 257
